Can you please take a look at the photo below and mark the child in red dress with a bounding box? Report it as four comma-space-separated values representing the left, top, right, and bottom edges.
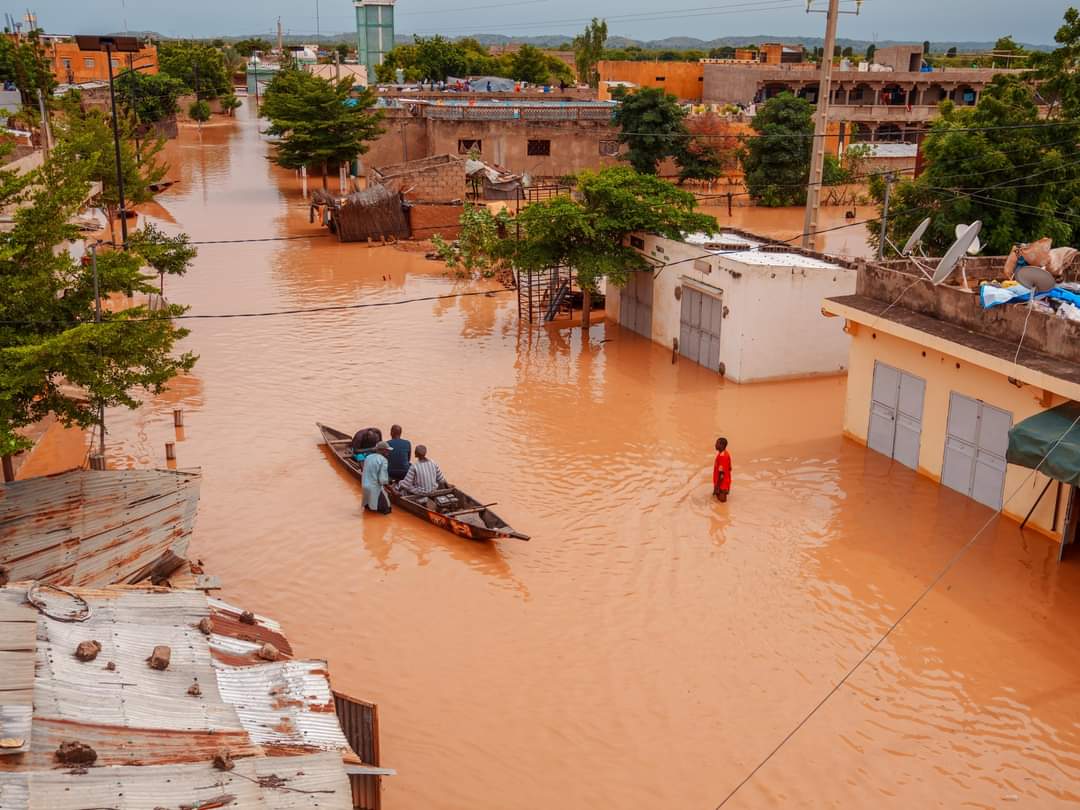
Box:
713, 437, 731, 502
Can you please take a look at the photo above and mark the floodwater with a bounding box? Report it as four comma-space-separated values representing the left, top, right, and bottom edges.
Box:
69, 103, 1080, 807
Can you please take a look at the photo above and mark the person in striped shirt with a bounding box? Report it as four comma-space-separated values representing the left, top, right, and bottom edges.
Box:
396, 445, 448, 495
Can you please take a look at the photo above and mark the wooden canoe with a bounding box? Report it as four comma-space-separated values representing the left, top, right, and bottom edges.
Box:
317, 423, 530, 542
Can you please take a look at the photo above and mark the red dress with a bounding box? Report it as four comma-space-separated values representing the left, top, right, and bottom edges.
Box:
713, 451, 732, 493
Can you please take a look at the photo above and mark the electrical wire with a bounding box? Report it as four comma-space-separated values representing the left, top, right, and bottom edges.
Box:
713, 408, 1080, 808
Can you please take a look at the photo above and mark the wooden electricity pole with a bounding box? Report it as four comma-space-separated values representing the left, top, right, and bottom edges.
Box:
801, 0, 841, 249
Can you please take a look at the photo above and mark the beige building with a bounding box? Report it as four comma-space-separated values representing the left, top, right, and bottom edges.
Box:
605, 230, 857, 383
822, 257, 1080, 558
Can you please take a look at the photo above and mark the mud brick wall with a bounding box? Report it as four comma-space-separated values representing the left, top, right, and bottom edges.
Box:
409, 203, 464, 239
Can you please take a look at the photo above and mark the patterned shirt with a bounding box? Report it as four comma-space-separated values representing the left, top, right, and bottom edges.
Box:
398, 458, 446, 494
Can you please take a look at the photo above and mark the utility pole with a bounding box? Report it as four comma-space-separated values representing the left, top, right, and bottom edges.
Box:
36, 88, 50, 155
277, 17, 284, 53
104, 44, 129, 249
802, 0, 841, 249
315, 0, 321, 46
90, 243, 106, 460
877, 172, 894, 260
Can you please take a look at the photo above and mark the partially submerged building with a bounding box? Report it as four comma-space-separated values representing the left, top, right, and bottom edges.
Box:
606, 230, 857, 383
822, 256, 1080, 559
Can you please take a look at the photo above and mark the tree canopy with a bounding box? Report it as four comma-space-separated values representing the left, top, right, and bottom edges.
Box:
438, 167, 717, 326
116, 71, 186, 124
261, 67, 384, 186
0, 29, 55, 105
612, 86, 687, 175
159, 41, 231, 98
0, 139, 196, 459
677, 114, 740, 185
740, 93, 814, 207
573, 18, 608, 88
868, 76, 1080, 255
1032, 7, 1080, 117
376, 36, 572, 85
233, 37, 273, 56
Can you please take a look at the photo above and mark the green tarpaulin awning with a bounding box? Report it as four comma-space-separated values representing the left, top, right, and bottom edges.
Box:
1007, 401, 1080, 486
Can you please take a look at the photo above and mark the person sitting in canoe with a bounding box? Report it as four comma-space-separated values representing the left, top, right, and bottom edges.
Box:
351, 426, 382, 462
361, 441, 393, 514
396, 445, 448, 496
387, 424, 412, 482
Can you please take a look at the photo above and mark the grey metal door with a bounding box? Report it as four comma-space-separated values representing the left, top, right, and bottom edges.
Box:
678, 287, 722, 371
619, 271, 653, 338
941, 393, 1011, 509
867, 362, 924, 470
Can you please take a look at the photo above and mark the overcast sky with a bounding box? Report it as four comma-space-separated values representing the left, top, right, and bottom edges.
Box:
26, 0, 1071, 44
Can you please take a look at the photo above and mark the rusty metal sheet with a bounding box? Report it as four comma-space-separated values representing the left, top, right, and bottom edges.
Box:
0, 469, 201, 586
209, 597, 295, 658
255, 752, 354, 810
0, 771, 28, 810
215, 661, 354, 755
0, 590, 35, 757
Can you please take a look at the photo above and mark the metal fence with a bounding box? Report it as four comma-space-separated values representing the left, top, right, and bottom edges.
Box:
425, 105, 615, 122
333, 691, 382, 810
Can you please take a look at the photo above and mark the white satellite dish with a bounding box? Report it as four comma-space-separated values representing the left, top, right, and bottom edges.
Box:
902, 217, 932, 256
1015, 264, 1056, 293
954, 222, 983, 255
933, 221, 983, 286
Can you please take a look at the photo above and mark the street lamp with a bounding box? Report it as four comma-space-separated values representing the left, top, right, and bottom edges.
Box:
74, 35, 142, 250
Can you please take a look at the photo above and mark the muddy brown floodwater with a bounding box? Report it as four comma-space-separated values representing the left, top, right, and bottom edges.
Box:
89, 104, 1080, 808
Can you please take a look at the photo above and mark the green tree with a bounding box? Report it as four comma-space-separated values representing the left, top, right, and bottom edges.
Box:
188, 99, 211, 122
510, 44, 552, 84
866, 43, 876, 61
740, 93, 814, 207
159, 41, 230, 98
612, 86, 688, 174
573, 18, 608, 88
709, 46, 736, 59
676, 113, 738, 184
0, 140, 196, 466
842, 46, 853, 57
868, 77, 1080, 255
946, 46, 958, 58
261, 67, 384, 187
411, 35, 469, 81
0, 29, 56, 105
116, 72, 185, 124
1032, 8, 1080, 117
234, 37, 273, 56
438, 167, 716, 328
129, 222, 198, 294
219, 93, 241, 117
923, 40, 931, 54
57, 95, 168, 244
336, 43, 351, 61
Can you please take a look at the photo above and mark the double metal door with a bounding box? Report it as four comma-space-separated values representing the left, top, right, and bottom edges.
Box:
941, 393, 1011, 510
867, 362, 925, 470
679, 287, 722, 371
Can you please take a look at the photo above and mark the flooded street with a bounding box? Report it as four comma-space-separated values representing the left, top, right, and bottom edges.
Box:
95, 104, 1080, 808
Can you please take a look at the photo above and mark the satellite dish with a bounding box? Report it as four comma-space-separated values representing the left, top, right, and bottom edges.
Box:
902, 217, 932, 256
933, 221, 983, 286
1015, 264, 1056, 293
955, 222, 983, 255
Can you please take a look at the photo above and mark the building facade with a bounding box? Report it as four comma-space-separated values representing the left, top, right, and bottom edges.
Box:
47, 38, 158, 85
355, 0, 395, 80
363, 99, 622, 179
605, 230, 857, 383
596, 60, 705, 102
822, 257, 1080, 556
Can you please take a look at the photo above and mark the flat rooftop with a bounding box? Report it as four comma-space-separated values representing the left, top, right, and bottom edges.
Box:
681, 230, 846, 270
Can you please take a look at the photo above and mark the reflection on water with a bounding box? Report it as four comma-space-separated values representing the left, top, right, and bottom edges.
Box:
94, 103, 1080, 809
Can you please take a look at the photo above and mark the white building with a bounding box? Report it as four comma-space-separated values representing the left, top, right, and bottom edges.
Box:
605, 230, 857, 383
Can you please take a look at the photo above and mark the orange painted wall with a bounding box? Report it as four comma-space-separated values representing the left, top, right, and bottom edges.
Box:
596, 60, 703, 101
47, 41, 159, 85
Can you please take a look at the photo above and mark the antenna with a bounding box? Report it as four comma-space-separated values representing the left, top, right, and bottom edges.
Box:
933, 221, 983, 286
1015, 265, 1056, 293
902, 217, 931, 256
954, 222, 982, 255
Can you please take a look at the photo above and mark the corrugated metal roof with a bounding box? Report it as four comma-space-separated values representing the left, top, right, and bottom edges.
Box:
0, 582, 386, 804
0, 592, 37, 758
0, 468, 200, 586
216, 660, 354, 755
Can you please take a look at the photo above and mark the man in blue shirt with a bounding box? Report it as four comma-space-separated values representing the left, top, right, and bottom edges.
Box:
387, 424, 412, 482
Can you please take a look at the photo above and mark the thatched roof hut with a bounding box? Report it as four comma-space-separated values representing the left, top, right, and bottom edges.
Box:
312, 184, 411, 243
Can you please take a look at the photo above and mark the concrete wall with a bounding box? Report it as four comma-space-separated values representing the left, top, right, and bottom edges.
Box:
373, 154, 466, 201
873, 45, 924, 72
596, 61, 705, 101
841, 326, 1067, 540
424, 118, 619, 178
612, 233, 856, 383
